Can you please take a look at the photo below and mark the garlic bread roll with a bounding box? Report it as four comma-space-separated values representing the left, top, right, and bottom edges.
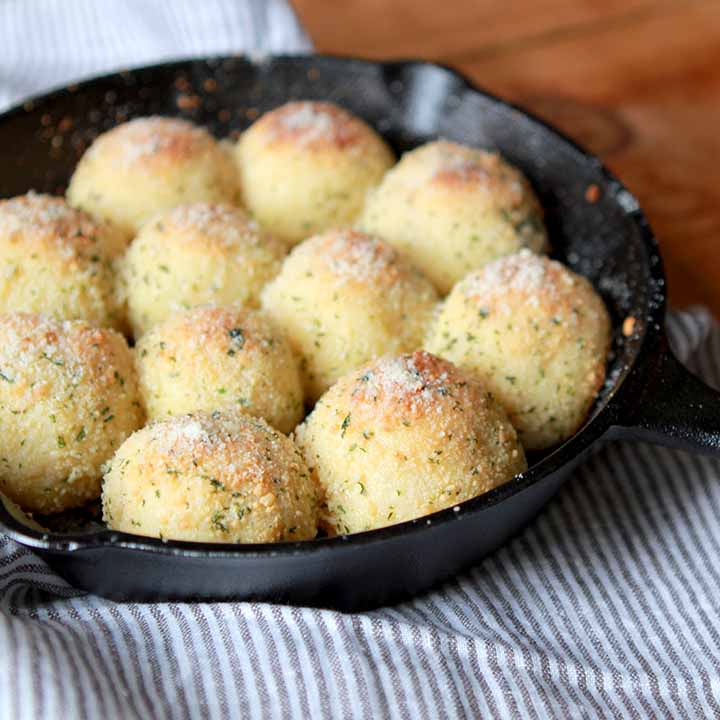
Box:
235, 101, 394, 245
103, 410, 318, 543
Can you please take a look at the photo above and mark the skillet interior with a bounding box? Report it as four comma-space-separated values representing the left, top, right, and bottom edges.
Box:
0, 55, 666, 606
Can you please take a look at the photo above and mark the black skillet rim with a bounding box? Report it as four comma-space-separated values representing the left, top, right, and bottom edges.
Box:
0, 53, 667, 557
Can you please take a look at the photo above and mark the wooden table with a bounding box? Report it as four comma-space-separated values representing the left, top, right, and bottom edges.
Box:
293, 0, 720, 315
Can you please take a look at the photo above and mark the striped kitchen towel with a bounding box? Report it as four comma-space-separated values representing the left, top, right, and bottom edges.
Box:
0, 0, 311, 113
2, 308, 719, 719
2, 2, 720, 718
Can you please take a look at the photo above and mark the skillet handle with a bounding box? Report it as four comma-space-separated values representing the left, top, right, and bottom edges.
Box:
611, 334, 720, 456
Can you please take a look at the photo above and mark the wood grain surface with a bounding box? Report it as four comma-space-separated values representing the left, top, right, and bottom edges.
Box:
293, 0, 720, 314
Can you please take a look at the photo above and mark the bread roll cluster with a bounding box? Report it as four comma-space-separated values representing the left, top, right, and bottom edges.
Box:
0, 101, 610, 542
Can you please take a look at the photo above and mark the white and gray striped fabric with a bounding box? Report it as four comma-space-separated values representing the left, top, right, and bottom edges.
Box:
3, 3, 720, 718
0, 0, 311, 113
2, 308, 720, 719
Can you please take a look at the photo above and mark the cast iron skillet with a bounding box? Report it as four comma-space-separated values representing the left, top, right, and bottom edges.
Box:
1, 55, 719, 611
